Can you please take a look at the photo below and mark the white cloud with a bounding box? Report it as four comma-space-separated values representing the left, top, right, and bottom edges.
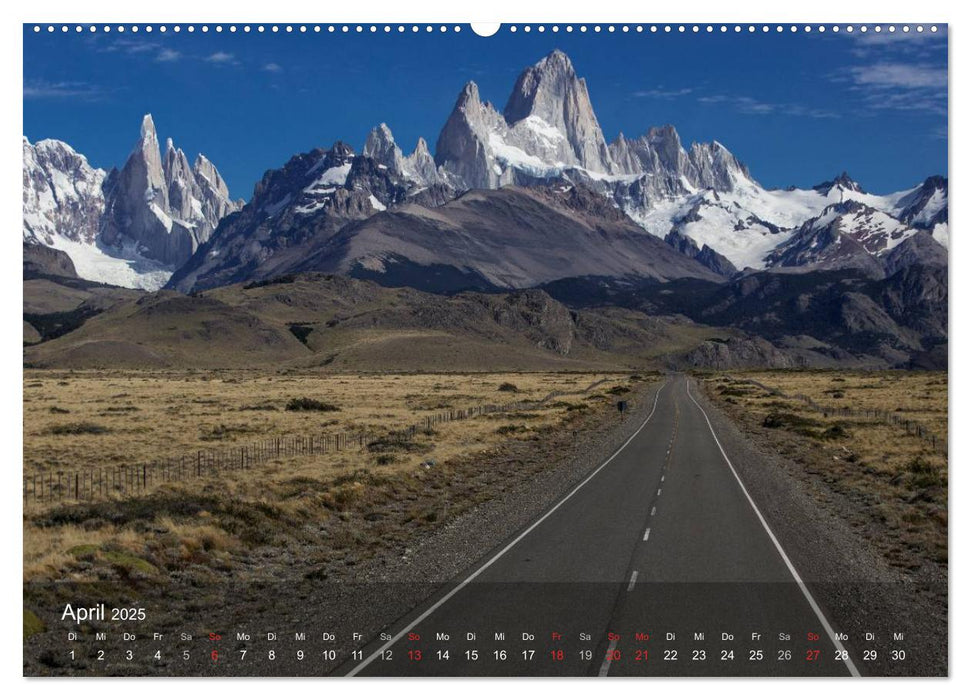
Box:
633, 87, 692, 99
838, 61, 947, 115
205, 51, 235, 64
263, 62, 283, 73
697, 93, 838, 119
23, 80, 103, 100
849, 62, 946, 90
156, 49, 181, 62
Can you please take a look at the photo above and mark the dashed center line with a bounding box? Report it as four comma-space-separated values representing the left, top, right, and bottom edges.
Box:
643, 527, 651, 541
650, 506, 656, 516
627, 570, 639, 591
656, 488, 662, 496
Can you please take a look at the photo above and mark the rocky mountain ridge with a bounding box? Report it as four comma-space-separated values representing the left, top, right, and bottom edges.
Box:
26, 50, 947, 296
23, 115, 239, 290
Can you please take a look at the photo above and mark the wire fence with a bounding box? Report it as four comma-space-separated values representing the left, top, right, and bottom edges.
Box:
24, 377, 615, 506
729, 377, 947, 456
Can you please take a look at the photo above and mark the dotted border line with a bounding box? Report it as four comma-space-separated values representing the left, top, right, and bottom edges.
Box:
29, 24, 942, 35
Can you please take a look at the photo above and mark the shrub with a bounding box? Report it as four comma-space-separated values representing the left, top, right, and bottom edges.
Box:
366, 434, 430, 454
821, 424, 851, 440
907, 455, 936, 475
761, 412, 820, 431
497, 382, 518, 393
286, 397, 340, 412
46, 422, 109, 435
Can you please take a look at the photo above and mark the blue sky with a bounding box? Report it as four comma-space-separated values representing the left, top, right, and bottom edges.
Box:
23, 24, 947, 198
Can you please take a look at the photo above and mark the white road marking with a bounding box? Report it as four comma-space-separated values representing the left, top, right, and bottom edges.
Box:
650, 506, 656, 516
661, 475, 665, 482
643, 527, 651, 541
684, 377, 861, 678
657, 488, 662, 496
345, 381, 667, 676
598, 638, 619, 677
627, 570, 639, 591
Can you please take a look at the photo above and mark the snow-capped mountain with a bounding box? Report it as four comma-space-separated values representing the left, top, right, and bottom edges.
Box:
427, 50, 947, 276
22, 115, 240, 290
764, 200, 928, 277
28, 51, 945, 295
167, 139, 431, 292
23, 137, 105, 247
165, 50, 946, 294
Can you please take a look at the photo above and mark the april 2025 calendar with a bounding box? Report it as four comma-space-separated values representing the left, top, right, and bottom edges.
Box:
22, 21, 948, 678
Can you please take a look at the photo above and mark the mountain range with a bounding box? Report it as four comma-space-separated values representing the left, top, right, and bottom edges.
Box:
22, 50, 948, 368
25, 50, 948, 294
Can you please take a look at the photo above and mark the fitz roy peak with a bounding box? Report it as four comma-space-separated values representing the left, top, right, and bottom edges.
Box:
22, 114, 239, 290
435, 50, 615, 187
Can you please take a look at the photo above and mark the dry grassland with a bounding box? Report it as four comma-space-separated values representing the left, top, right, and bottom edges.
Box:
24, 370, 610, 476
24, 370, 640, 586
701, 370, 947, 571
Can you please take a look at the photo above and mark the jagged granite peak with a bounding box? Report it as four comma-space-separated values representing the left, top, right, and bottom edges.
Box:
687, 140, 754, 191
363, 123, 406, 173
158, 50, 946, 295
22, 136, 106, 247
503, 49, 614, 174
140, 113, 158, 141
610, 125, 702, 183
404, 136, 442, 184
434, 54, 757, 198
363, 124, 443, 186
434, 81, 508, 189
101, 114, 240, 267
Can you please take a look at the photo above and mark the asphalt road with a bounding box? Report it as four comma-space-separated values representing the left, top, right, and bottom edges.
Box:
339, 376, 861, 677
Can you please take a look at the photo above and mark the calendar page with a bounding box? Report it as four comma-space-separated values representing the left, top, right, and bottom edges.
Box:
21, 20, 948, 678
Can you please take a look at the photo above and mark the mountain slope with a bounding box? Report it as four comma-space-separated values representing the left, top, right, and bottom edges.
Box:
541, 265, 946, 368
26, 273, 724, 371
173, 181, 723, 294
304, 184, 724, 291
